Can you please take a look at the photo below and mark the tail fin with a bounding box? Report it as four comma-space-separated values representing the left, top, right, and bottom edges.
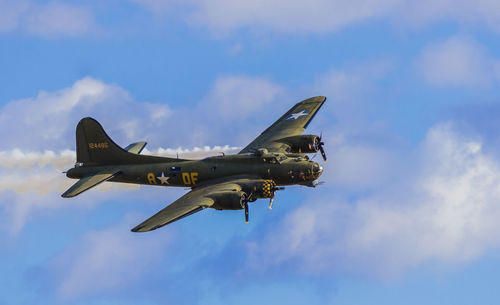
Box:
75, 117, 181, 165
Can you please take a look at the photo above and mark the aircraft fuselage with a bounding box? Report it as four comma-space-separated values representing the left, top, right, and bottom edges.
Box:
66, 154, 323, 188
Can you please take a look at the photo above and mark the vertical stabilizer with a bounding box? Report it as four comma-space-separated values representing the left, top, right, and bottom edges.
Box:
75, 117, 180, 165
76, 117, 129, 164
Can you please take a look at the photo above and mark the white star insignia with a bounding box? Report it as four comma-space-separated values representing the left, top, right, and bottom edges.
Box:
157, 172, 170, 184
286, 109, 309, 120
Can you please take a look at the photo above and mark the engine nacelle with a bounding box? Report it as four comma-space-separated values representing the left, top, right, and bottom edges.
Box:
277, 135, 320, 154
241, 179, 277, 200
255, 179, 276, 198
209, 191, 247, 210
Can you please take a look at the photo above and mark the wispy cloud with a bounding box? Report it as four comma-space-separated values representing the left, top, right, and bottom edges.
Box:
3, 0, 500, 38
246, 123, 500, 277
0, 76, 285, 151
46, 215, 173, 299
0, 76, 172, 151
185, 0, 500, 35
4, 62, 500, 278
0, 0, 96, 37
415, 36, 500, 88
0, 145, 240, 231
392, 0, 500, 31
0, 75, 283, 232
199, 75, 286, 120
187, 0, 394, 35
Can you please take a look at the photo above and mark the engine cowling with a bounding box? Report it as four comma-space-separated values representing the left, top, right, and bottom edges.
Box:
209, 191, 247, 210
243, 179, 279, 199
258, 179, 276, 198
277, 135, 320, 154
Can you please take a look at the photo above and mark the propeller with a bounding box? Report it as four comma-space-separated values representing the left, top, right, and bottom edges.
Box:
244, 202, 249, 223
268, 185, 285, 210
243, 181, 285, 221
242, 191, 254, 223
315, 133, 327, 162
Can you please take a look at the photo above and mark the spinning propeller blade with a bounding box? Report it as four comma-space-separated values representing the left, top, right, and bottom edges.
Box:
317, 133, 327, 162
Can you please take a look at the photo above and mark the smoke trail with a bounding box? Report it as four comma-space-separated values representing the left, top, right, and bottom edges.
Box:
0, 145, 241, 194
0, 149, 75, 169
143, 145, 240, 159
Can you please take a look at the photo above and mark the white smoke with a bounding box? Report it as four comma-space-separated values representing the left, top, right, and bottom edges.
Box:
0, 149, 75, 169
142, 145, 240, 159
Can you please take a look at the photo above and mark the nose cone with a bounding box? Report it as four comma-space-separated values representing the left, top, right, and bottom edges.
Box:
312, 162, 323, 179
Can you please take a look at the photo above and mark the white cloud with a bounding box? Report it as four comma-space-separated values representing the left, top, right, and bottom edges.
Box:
312, 61, 393, 106
306, 60, 397, 157
0, 145, 240, 232
0, 76, 275, 232
415, 36, 500, 88
3, 0, 500, 38
393, 0, 500, 31
24, 2, 95, 37
48, 216, 172, 299
188, 0, 395, 35
0, 75, 282, 151
0, 0, 96, 37
200, 75, 285, 119
0, 63, 399, 235
325, 144, 401, 190
246, 123, 500, 276
0, 0, 28, 32
0, 77, 173, 151
185, 0, 500, 35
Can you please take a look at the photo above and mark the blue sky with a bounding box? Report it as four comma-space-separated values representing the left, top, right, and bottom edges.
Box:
1, 0, 500, 304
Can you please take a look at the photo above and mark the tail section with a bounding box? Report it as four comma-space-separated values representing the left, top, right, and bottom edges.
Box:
76, 117, 123, 164
62, 168, 120, 197
75, 117, 181, 165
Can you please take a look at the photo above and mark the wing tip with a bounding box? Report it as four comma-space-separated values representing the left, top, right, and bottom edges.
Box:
300, 95, 326, 103
131, 225, 150, 232
293, 96, 326, 109
131, 223, 163, 232
61, 189, 78, 198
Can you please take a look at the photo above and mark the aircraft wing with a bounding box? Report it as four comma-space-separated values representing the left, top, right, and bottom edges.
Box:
131, 180, 244, 232
239, 96, 326, 154
61, 168, 120, 198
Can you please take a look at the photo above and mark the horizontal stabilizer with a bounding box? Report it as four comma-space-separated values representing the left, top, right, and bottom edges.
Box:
62, 168, 120, 198
124, 141, 147, 154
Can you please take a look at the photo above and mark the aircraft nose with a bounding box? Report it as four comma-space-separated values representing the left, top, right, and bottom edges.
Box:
312, 162, 323, 178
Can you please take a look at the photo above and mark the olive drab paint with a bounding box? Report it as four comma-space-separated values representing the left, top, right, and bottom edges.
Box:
62, 96, 327, 232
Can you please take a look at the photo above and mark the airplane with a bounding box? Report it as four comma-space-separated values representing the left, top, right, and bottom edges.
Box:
62, 96, 327, 232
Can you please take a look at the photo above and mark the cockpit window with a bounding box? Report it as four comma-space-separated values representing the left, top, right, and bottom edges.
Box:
263, 154, 287, 164
263, 157, 278, 164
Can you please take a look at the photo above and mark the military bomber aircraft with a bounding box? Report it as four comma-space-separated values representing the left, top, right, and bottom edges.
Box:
62, 96, 327, 232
